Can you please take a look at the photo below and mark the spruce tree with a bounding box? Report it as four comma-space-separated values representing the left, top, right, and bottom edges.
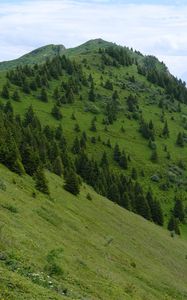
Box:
90, 119, 97, 132
53, 156, 63, 176
40, 88, 48, 102
34, 168, 49, 195
71, 137, 81, 154
135, 194, 151, 220
113, 143, 121, 162
131, 168, 138, 180
74, 123, 80, 132
146, 190, 163, 226
173, 198, 185, 222
150, 149, 158, 163
12, 90, 20, 102
176, 132, 184, 147
64, 169, 80, 195
88, 82, 95, 102
1, 85, 9, 99
167, 216, 180, 235
119, 151, 128, 169
100, 151, 108, 167
162, 120, 169, 138
51, 104, 62, 120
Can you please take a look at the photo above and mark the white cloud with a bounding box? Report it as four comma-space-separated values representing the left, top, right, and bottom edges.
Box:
0, 0, 187, 80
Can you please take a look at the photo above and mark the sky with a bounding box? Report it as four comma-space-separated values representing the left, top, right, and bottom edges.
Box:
0, 0, 187, 81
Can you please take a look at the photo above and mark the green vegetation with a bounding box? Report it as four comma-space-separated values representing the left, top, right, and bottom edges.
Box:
0, 165, 187, 299
0, 38, 187, 298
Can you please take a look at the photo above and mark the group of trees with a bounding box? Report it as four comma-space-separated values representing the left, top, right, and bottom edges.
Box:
100, 46, 134, 67
126, 94, 139, 113
0, 102, 80, 195
168, 197, 186, 235
6, 55, 87, 106
113, 143, 128, 170
139, 118, 155, 140
138, 63, 187, 103
74, 150, 163, 225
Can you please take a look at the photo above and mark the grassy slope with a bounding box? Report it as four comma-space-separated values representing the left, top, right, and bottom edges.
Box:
0, 164, 187, 300
0, 44, 66, 70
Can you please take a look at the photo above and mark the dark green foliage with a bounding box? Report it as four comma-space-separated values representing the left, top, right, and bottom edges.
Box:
100, 151, 108, 167
88, 82, 95, 102
150, 150, 158, 163
22, 80, 30, 94
74, 123, 80, 132
12, 90, 20, 101
80, 131, 87, 149
145, 65, 187, 103
103, 46, 133, 67
113, 143, 121, 163
40, 88, 48, 102
53, 156, 63, 176
131, 168, 138, 180
127, 94, 138, 112
51, 104, 62, 120
1, 84, 9, 99
72, 137, 81, 154
34, 168, 49, 195
168, 216, 180, 235
90, 119, 97, 132
146, 191, 164, 226
173, 198, 185, 222
134, 183, 151, 220
119, 151, 128, 170
64, 169, 80, 195
104, 79, 113, 90
140, 118, 154, 140
176, 132, 184, 147
162, 120, 169, 138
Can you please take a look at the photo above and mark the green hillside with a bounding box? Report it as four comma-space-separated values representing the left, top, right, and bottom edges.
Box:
0, 44, 66, 70
0, 164, 187, 300
0, 39, 187, 299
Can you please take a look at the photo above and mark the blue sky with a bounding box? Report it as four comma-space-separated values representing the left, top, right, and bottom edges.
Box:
0, 0, 187, 81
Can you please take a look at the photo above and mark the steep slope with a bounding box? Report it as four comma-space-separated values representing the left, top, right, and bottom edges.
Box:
0, 40, 186, 233
0, 44, 66, 70
0, 164, 187, 300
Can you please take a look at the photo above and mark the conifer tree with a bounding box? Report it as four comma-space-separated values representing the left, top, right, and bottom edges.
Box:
167, 216, 180, 235
71, 137, 81, 154
104, 79, 113, 90
1, 84, 9, 99
88, 82, 95, 102
90, 119, 97, 132
22, 80, 30, 94
35, 168, 49, 195
40, 88, 48, 102
131, 167, 138, 180
150, 149, 158, 163
51, 104, 62, 120
53, 156, 63, 176
12, 90, 20, 102
112, 90, 119, 101
64, 169, 80, 195
100, 151, 108, 167
162, 120, 169, 138
135, 194, 151, 220
113, 143, 121, 162
176, 132, 184, 147
173, 198, 185, 222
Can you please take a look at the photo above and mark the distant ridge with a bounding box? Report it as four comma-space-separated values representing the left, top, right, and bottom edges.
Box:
0, 44, 66, 70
